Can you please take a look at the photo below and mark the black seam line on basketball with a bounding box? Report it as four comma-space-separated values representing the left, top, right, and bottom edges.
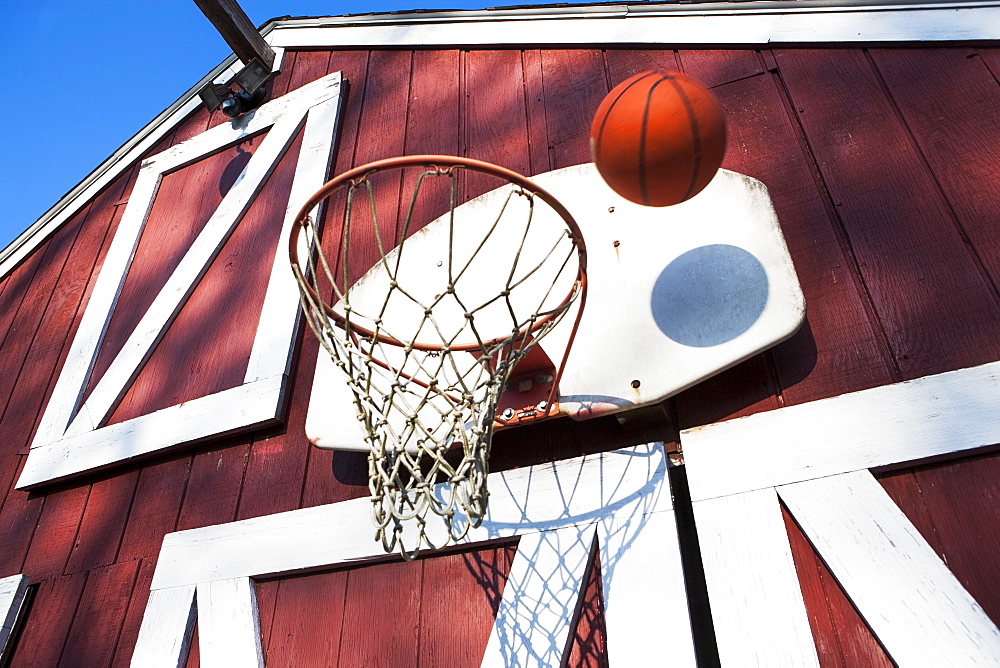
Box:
667, 77, 702, 203
597, 71, 661, 170
640, 74, 675, 207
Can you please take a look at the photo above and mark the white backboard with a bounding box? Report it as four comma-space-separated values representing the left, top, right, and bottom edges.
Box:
305, 162, 805, 450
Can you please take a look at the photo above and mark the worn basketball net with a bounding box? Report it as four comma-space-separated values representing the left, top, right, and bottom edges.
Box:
289, 156, 587, 559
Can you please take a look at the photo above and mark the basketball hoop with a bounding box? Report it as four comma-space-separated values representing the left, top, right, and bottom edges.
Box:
289, 155, 587, 559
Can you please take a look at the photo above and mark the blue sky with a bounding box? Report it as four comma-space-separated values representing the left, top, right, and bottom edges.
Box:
0, 0, 496, 253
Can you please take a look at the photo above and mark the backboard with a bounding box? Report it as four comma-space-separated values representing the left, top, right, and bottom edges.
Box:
305, 162, 805, 451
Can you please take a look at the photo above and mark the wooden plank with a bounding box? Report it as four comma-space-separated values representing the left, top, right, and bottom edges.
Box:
299, 51, 371, 510
267, 7, 1000, 50
539, 49, 608, 170
776, 47, 1000, 379
262, 571, 348, 666
86, 137, 252, 406
175, 440, 250, 532
904, 454, 1000, 625
0, 166, 136, 469
7, 572, 86, 668
679, 49, 763, 88
18, 375, 285, 489
781, 506, 894, 668
111, 559, 157, 668
130, 584, 196, 668
151, 443, 670, 589
564, 546, 607, 668
690, 63, 895, 411
337, 559, 422, 667
236, 53, 341, 522
521, 50, 551, 176
116, 457, 191, 562
693, 488, 819, 667
682, 361, 1000, 501
59, 560, 141, 667
252, 580, 278, 657
193, 0, 275, 68
30, 72, 343, 454
21, 485, 90, 577
0, 574, 28, 655
481, 524, 598, 667
70, 115, 305, 434
870, 48, 1000, 291
465, 50, 530, 193
197, 578, 263, 668
598, 510, 696, 666
779, 470, 1000, 665
418, 546, 514, 667
605, 49, 680, 83
64, 468, 140, 573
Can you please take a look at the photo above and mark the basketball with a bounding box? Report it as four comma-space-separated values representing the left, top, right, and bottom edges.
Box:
590, 71, 727, 207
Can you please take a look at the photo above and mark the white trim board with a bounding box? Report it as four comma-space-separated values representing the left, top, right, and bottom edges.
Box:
3, 2, 998, 283
268, 4, 1000, 49
17, 72, 343, 489
681, 360, 1000, 666
681, 360, 1000, 502
0, 575, 29, 661
133, 443, 697, 667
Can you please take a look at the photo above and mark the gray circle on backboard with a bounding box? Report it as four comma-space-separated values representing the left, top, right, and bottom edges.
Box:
651, 244, 769, 347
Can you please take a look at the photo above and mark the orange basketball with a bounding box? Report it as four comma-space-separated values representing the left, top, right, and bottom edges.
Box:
590, 71, 727, 207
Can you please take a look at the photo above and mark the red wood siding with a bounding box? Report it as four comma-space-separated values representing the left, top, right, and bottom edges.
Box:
0, 44, 996, 666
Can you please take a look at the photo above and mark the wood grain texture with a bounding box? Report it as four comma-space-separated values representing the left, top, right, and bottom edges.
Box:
694, 488, 818, 667
59, 560, 141, 667
111, 559, 158, 668
197, 577, 264, 668
261, 571, 347, 667
539, 50, 607, 170
896, 453, 1000, 626
64, 468, 140, 574
782, 507, 894, 668
775, 47, 1000, 379
299, 50, 372, 510
130, 583, 196, 668
116, 457, 190, 562
418, 546, 514, 667
21, 485, 90, 577
8, 572, 87, 668
779, 470, 1000, 665
869, 48, 1000, 293
679, 49, 763, 88
682, 361, 1000, 502
337, 559, 423, 667
174, 440, 250, 532
564, 545, 608, 668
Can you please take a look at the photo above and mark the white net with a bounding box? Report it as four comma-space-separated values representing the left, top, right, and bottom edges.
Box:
291, 159, 585, 559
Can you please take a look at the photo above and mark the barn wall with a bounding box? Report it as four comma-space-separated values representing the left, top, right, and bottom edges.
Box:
0, 44, 996, 666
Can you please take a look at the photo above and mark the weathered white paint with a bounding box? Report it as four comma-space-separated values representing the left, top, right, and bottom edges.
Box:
197, 578, 264, 668
130, 585, 196, 668
778, 470, 1000, 666
269, 3, 1000, 49
18, 72, 343, 490
682, 360, 1000, 502
63, 114, 305, 440
307, 165, 805, 450
19, 374, 285, 488
598, 510, 697, 666
134, 444, 696, 665
677, 360, 1000, 666
0, 574, 28, 659
694, 488, 819, 667
482, 524, 598, 668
